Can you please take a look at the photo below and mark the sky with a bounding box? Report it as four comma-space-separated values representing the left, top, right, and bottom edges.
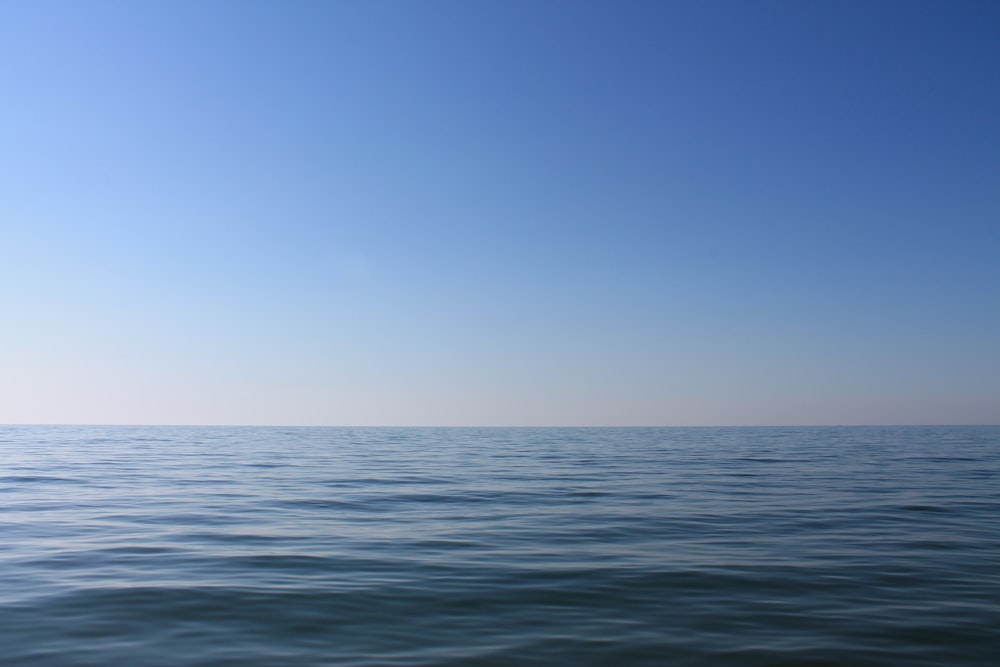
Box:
2, 0, 998, 426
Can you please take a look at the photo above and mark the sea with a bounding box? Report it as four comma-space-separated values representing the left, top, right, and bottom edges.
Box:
1, 425, 998, 666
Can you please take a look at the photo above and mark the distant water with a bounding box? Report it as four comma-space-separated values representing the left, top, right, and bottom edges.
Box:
2, 426, 999, 666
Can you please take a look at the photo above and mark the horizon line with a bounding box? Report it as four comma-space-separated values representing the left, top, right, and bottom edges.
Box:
3, 423, 998, 429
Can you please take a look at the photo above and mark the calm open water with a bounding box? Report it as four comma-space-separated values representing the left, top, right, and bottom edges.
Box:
1, 425, 998, 666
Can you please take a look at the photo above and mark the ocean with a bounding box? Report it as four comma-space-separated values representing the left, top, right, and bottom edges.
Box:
1, 425, 998, 666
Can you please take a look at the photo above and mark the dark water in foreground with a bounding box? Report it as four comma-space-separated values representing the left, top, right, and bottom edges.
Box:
2, 426, 999, 666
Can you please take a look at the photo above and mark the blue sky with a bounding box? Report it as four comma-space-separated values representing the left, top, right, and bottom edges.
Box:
2, 0, 998, 425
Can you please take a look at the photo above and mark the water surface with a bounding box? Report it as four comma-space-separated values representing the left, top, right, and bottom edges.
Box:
2, 426, 998, 665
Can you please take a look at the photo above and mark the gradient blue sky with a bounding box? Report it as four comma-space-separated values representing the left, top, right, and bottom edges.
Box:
2, 0, 998, 425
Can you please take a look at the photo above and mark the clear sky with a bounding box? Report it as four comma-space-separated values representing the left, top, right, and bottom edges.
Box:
2, 0, 998, 426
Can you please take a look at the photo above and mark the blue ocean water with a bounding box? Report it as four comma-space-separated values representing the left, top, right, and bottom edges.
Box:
1, 425, 998, 666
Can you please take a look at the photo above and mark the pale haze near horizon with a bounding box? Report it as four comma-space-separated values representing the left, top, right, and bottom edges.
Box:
2, 1, 998, 427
